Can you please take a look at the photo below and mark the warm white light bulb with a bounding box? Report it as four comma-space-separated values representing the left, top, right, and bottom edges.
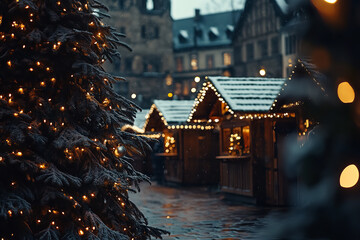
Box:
259, 68, 266, 77
324, 0, 337, 4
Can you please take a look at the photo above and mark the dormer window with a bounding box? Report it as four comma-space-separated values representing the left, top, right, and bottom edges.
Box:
178, 30, 189, 43
208, 27, 219, 40
226, 25, 234, 38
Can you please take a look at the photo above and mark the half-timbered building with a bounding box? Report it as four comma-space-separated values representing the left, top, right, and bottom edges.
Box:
233, 0, 302, 78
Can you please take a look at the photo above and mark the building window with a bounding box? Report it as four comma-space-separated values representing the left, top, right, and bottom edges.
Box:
271, 37, 279, 55
119, 0, 125, 9
175, 82, 182, 96
208, 27, 219, 40
178, 30, 189, 43
285, 35, 297, 55
246, 43, 254, 61
206, 55, 214, 69
226, 25, 234, 39
141, 25, 146, 39
175, 57, 184, 72
165, 74, 173, 86
154, 26, 159, 39
258, 40, 268, 57
125, 58, 132, 72
223, 52, 232, 66
190, 54, 198, 71
183, 80, 190, 96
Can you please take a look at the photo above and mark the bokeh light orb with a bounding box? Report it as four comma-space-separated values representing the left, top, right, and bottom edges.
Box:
337, 82, 355, 103
340, 164, 359, 188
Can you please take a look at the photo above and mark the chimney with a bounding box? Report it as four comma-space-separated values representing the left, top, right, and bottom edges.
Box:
194, 9, 201, 22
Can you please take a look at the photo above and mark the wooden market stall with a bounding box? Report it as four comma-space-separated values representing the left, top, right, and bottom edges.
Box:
144, 100, 219, 185
188, 76, 296, 205
187, 59, 326, 205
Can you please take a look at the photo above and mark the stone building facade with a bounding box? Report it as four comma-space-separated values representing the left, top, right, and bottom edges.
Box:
103, 0, 173, 108
233, 0, 299, 78
172, 10, 242, 100
102, 0, 301, 107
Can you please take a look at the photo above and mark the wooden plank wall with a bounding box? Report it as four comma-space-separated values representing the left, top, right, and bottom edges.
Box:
182, 130, 219, 185
251, 119, 267, 204
220, 157, 252, 196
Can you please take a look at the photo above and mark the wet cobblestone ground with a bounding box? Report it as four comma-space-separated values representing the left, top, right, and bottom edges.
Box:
130, 183, 274, 240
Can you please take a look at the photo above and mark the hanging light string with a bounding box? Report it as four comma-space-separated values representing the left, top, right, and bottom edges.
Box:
143, 104, 214, 132
270, 59, 327, 111
187, 79, 295, 123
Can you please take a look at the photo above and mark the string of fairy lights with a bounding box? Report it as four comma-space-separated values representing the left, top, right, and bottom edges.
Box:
187, 79, 296, 123
144, 103, 215, 134
164, 136, 176, 153
0, 0, 140, 239
270, 59, 327, 111
145, 59, 326, 137
186, 59, 326, 138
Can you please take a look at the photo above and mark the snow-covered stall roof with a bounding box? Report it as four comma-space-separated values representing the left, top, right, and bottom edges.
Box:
152, 100, 194, 125
134, 109, 149, 129
209, 77, 286, 112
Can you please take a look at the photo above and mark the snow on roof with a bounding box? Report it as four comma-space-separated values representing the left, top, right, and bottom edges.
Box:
208, 76, 286, 112
274, 0, 289, 14
134, 109, 149, 129
226, 25, 234, 32
179, 30, 189, 40
209, 26, 219, 37
173, 10, 242, 50
153, 100, 194, 124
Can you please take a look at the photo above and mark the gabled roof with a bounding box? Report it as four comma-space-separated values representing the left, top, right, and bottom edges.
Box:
188, 76, 290, 121
209, 76, 286, 112
188, 76, 288, 121
152, 100, 194, 124
271, 59, 328, 112
173, 10, 242, 51
134, 109, 149, 129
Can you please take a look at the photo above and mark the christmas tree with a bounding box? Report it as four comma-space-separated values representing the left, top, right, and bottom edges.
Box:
0, 0, 166, 239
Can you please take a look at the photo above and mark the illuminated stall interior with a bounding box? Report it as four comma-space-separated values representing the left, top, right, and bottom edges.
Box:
144, 100, 218, 185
